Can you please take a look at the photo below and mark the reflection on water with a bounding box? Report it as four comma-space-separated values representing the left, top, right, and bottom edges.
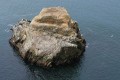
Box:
27, 55, 85, 80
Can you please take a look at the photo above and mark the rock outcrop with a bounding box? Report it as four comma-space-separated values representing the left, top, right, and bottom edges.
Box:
9, 7, 86, 67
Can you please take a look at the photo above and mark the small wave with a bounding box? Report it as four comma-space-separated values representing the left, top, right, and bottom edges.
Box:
110, 35, 114, 38
7, 24, 14, 27
87, 28, 94, 33
5, 28, 10, 33
86, 43, 89, 48
5, 24, 14, 33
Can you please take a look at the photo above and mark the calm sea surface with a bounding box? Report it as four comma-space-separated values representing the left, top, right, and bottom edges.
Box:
0, 0, 120, 80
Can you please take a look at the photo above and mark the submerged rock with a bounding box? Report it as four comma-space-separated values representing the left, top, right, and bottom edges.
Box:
9, 7, 86, 67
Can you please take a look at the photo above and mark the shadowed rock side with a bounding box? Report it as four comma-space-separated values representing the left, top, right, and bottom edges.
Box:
9, 7, 86, 67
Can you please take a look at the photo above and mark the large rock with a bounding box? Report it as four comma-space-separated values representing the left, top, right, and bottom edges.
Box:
9, 7, 86, 67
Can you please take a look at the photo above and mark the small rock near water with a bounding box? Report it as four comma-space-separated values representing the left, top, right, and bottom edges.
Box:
9, 7, 86, 67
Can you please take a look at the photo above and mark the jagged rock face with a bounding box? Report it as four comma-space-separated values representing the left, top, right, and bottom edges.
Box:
9, 7, 86, 67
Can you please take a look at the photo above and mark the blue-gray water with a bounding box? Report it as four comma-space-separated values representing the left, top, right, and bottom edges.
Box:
0, 0, 120, 80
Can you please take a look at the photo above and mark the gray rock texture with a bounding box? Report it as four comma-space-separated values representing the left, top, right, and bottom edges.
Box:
9, 7, 86, 67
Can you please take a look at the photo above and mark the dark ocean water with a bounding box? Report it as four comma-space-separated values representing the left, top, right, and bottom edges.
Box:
0, 0, 120, 80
